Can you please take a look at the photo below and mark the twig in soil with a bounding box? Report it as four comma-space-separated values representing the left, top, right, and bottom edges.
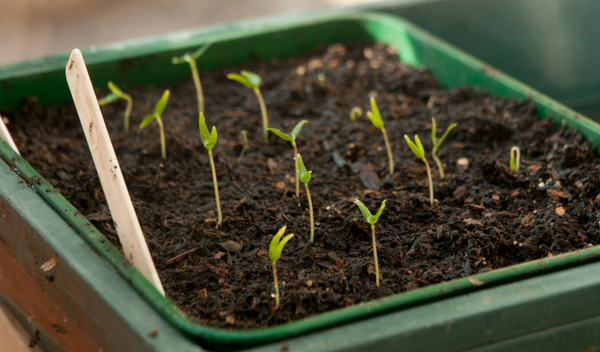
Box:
268, 120, 308, 197
199, 113, 222, 226
405, 135, 434, 206
354, 199, 386, 287
166, 248, 199, 265
269, 226, 294, 308
172, 42, 212, 115
227, 70, 269, 143
140, 90, 170, 160
510, 146, 521, 173
98, 81, 133, 131
367, 98, 394, 175
297, 153, 315, 242
431, 117, 457, 179
297, 242, 312, 264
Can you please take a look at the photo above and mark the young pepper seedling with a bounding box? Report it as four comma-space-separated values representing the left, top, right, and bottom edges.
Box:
354, 199, 386, 287
140, 90, 169, 160
297, 153, 315, 242
405, 135, 434, 206
349, 106, 363, 122
367, 98, 394, 175
268, 120, 308, 197
98, 81, 133, 131
237, 130, 248, 162
269, 226, 294, 308
172, 42, 212, 115
199, 113, 222, 227
431, 117, 457, 179
510, 146, 520, 173
227, 71, 270, 143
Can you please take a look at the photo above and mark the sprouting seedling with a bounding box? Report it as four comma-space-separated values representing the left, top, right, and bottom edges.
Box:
267, 120, 308, 197
354, 199, 386, 287
510, 146, 520, 173
297, 153, 315, 242
199, 113, 222, 227
172, 42, 212, 115
98, 81, 133, 131
431, 117, 457, 179
317, 73, 326, 87
405, 135, 434, 206
367, 98, 394, 175
237, 130, 248, 162
349, 106, 363, 122
269, 226, 294, 308
227, 71, 269, 143
140, 90, 169, 160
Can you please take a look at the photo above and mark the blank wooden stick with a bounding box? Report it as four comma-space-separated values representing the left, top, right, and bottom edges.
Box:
65, 49, 164, 295
0, 115, 19, 154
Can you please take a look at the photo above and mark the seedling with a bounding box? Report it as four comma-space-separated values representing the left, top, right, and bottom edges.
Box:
199, 113, 222, 226
431, 117, 457, 179
267, 120, 308, 197
237, 130, 248, 162
349, 106, 363, 122
510, 146, 520, 173
317, 73, 326, 87
367, 98, 394, 175
297, 153, 315, 242
172, 42, 212, 115
140, 90, 169, 160
354, 199, 386, 287
227, 71, 269, 143
98, 81, 133, 131
405, 135, 434, 206
269, 226, 294, 308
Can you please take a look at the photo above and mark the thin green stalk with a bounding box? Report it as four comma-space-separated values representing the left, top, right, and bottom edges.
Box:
189, 59, 204, 115
254, 88, 269, 143
273, 263, 280, 307
432, 149, 444, 179
293, 142, 299, 197
306, 183, 314, 242
382, 128, 394, 175
371, 225, 379, 287
424, 159, 434, 206
124, 96, 132, 132
157, 118, 166, 160
209, 150, 222, 226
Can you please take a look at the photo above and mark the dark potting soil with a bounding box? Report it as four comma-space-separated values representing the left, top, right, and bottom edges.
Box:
5, 43, 600, 330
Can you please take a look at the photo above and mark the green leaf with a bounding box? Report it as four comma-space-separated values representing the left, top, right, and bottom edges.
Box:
206, 126, 218, 150
241, 70, 262, 87
436, 123, 457, 149
269, 226, 293, 263
267, 128, 293, 143
370, 200, 386, 225
366, 98, 384, 130
139, 114, 156, 129
354, 199, 372, 222
297, 153, 312, 184
191, 42, 212, 60
227, 73, 256, 89
107, 81, 124, 96
198, 113, 210, 148
155, 90, 170, 116
405, 135, 425, 160
291, 120, 308, 140
98, 92, 119, 105
277, 234, 294, 259
171, 55, 187, 65
240, 130, 247, 135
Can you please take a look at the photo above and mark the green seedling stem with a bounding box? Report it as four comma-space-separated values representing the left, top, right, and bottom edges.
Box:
227, 70, 269, 143
267, 120, 308, 197
367, 97, 394, 175
350, 106, 363, 122
354, 199, 386, 287
98, 81, 133, 131
172, 42, 212, 115
510, 146, 521, 173
199, 113, 222, 226
431, 117, 457, 179
139, 90, 169, 160
297, 153, 314, 242
237, 130, 248, 162
405, 134, 434, 206
269, 226, 294, 307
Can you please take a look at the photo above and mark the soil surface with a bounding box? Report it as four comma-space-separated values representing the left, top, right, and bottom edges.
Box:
5, 43, 600, 329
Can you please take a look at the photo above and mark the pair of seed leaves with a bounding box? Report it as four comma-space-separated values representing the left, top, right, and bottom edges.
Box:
268, 120, 308, 145
98, 81, 131, 105
140, 90, 170, 128
227, 70, 261, 90
172, 42, 212, 65
198, 113, 217, 151
354, 199, 386, 227
269, 226, 294, 264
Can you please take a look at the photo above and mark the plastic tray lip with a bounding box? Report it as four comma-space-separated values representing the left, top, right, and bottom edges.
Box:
2, 10, 600, 349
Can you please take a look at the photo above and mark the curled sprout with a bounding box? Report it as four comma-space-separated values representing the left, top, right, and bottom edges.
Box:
98, 81, 133, 131
405, 135, 434, 206
367, 98, 394, 175
431, 117, 457, 179
140, 90, 169, 160
237, 130, 248, 162
354, 199, 386, 287
172, 42, 212, 115
349, 106, 363, 122
297, 153, 315, 242
269, 226, 294, 308
199, 113, 222, 226
510, 146, 520, 173
267, 120, 308, 197
227, 71, 269, 143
